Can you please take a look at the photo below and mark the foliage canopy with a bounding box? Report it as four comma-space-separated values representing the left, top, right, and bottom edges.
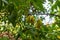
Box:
0, 0, 60, 40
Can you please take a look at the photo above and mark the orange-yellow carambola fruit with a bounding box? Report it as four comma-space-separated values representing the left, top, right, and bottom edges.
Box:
26, 15, 35, 24
34, 19, 42, 29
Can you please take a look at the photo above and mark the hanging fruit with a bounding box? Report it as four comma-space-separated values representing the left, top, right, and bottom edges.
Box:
26, 15, 35, 24
34, 19, 42, 29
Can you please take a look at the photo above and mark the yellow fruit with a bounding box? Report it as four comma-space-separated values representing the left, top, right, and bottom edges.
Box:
30, 15, 35, 24
26, 15, 35, 24
35, 19, 42, 29
26, 15, 30, 23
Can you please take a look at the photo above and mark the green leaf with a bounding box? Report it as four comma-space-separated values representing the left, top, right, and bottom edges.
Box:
0, 0, 2, 11
57, 0, 60, 8
0, 37, 9, 40
7, 3, 14, 13
51, 0, 60, 11
32, 0, 45, 12
48, 0, 53, 3
2, 0, 8, 4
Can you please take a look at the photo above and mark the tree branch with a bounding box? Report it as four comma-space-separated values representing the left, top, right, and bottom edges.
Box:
29, 13, 60, 18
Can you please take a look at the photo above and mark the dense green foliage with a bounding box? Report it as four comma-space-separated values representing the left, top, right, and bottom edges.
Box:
0, 0, 60, 40
0, 37, 9, 40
